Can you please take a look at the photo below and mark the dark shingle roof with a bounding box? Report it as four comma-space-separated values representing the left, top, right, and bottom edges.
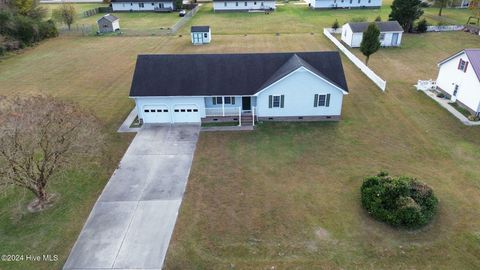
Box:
99, 14, 118, 22
191, 26, 210, 32
348, 21, 404, 33
129, 52, 349, 97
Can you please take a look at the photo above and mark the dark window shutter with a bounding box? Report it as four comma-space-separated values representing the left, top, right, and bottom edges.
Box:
212, 97, 217, 105
464, 61, 469, 72
458, 59, 462, 70
326, 94, 331, 107
314, 94, 318, 107
268, 95, 273, 108
232, 97, 235, 105
280, 95, 285, 108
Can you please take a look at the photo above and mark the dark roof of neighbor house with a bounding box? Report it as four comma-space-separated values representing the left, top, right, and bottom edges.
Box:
129, 52, 349, 97
98, 14, 118, 22
348, 21, 404, 33
191, 26, 210, 32
438, 49, 480, 81
111, 0, 171, 2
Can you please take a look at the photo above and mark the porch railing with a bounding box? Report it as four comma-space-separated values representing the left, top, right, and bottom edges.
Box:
205, 107, 240, 117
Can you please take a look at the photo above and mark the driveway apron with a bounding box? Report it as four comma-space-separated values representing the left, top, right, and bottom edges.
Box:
63, 124, 199, 270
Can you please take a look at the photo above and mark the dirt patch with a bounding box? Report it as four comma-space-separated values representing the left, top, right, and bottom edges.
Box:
315, 227, 331, 240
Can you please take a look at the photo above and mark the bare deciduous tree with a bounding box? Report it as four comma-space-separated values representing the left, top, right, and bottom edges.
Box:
0, 96, 104, 212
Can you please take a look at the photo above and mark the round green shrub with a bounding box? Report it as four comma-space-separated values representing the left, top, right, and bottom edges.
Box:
361, 172, 438, 229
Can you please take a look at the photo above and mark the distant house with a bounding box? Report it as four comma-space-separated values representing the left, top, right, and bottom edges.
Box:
129, 52, 349, 124
97, 14, 120, 33
191, 26, 211, 45
436, 49, 480, 116
213, 0, 276, 12
307, 0, 381, 9
341, 21, 404, 48
111, 0, 175, 12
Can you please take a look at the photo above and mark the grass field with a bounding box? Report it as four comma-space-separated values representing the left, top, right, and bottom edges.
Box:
179, 1, 473, 35
40, 3, 180, 35
0, 2, 479, 269
163, 32, 480, 269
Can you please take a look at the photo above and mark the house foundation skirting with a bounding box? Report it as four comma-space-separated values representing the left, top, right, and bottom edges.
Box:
258, 115, 340, 121
202, 116, 240, 123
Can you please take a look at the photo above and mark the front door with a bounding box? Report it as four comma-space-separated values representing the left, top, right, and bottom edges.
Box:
242, 96, 251, 111
193, 33, 202, 44
391, 33, 399, 46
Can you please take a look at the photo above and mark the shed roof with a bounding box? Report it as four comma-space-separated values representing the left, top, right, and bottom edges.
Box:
191, 26, 210, 32
98, 14, 118, 23
129, 52, 349, 97
347, 21, 404, 33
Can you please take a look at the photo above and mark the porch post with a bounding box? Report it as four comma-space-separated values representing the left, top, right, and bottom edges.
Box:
238, 107, 241, 127
222, 96, 225, 116
252, 106, 255, 126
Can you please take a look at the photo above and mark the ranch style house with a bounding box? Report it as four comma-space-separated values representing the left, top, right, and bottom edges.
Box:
213, 0, 276, 12
306, 0, 382, 9
129, 52, 349, 125
111, 0, 175, 12
341, 21, 404, 48
436, 49, 480, 116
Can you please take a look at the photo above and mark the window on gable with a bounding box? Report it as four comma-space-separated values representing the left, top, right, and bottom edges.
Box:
458, 59, 469, 72
272, 96, 281, 107
314, 94, 331, 107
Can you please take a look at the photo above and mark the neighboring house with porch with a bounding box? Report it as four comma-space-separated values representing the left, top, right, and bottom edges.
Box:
129, 52, 349, 125
97, 14, 120, 33
306, 0, 381, 9
436, 49, 480, 116
191, 26, 211, 45
213, 0, 276, 11
111, 0, 174, 11
341, 21, 403, 48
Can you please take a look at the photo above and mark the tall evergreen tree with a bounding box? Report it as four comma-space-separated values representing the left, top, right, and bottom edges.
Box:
360, 23, 381, 66
389, 0, 424, 32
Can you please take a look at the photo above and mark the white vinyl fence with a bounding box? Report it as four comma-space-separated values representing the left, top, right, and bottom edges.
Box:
426, 25, 464, 32
323, 28, 387, 92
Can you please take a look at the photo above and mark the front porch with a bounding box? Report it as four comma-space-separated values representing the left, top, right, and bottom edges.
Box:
203, 96, 257, 126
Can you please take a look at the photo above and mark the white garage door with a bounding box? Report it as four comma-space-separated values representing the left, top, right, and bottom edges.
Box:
173, 104, 200, 123
142, 105, 171, 123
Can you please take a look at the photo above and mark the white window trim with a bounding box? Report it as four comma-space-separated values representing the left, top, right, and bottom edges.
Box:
272, 95, 281, 108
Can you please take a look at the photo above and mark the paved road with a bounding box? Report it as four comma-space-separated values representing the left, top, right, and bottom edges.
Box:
64, 124, 200, 270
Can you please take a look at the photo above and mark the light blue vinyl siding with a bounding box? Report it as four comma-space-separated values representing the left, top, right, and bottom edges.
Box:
255, 67, 345, 117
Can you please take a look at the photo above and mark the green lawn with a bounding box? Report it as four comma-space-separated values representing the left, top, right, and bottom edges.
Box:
164, 32, 480, 269
41, 3, 180, 35
40, 3, 107, 15
179, 1, 473, 35
0, 3, 479, 269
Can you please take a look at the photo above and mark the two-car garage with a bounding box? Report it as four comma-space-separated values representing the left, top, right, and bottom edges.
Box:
138, 99, 204, 124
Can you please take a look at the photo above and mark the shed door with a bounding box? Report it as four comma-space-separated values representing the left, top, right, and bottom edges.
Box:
142, 105, 171, 123
173, 104, 200, 123
193, 33, 202, 44
391, 33, 399, 46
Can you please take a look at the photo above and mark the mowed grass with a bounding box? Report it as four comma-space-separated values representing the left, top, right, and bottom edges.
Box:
0, 33, 342, 270
41, 4, 180, 34
164, 32, 480, 269
180, 1, 473, 35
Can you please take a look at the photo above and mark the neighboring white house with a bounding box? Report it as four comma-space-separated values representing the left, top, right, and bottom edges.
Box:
306, 0, 381, 9
436, 49, 480, 116
191, 26, 211, 45
341, 21, 404, 48
111, 0, 174, 11
97, 14, 120, 33
213, 0, 276, 11
129, 52, 349, 124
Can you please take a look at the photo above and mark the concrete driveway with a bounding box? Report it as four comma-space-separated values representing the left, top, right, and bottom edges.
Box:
64, 124, 200, 270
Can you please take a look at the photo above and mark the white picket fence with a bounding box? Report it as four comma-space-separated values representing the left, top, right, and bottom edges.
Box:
323, 28, 387, 92
426, 25, 464, 32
